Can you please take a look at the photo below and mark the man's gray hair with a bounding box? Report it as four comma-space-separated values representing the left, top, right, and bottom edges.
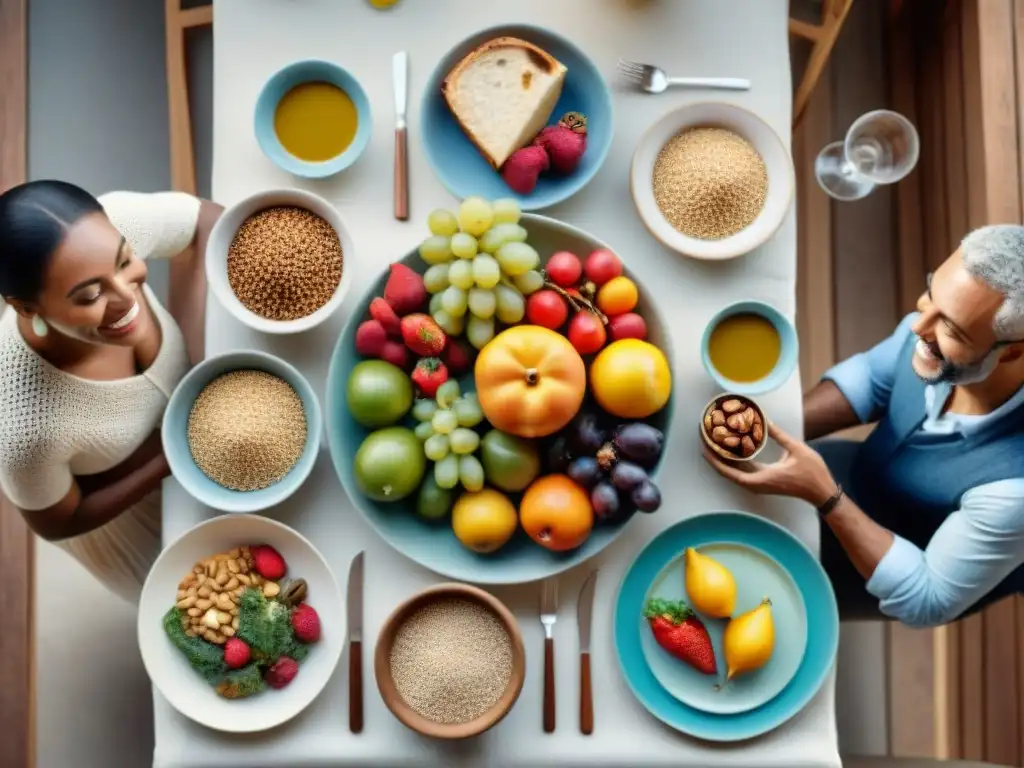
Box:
961, 224, 1024, 341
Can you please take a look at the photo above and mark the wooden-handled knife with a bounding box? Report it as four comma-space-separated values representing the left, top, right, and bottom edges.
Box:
347, 551, 365, 733
577, 570, 598, 735
392, 51, 409, 221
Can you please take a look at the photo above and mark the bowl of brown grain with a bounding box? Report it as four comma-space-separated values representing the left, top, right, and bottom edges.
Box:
374, 583, 526, 739
630, 102, 794, 261
206, 188, 353, 334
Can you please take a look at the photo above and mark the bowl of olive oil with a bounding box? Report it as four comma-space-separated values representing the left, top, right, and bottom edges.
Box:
700, 300, 798, 396
254, 59, 372, 179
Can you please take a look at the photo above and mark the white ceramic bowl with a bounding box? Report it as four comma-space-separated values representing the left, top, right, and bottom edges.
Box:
205, 188, 354, 334
138, 514, 345, 733
630, 102, 794, 261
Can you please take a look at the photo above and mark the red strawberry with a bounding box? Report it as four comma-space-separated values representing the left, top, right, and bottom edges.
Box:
441, 337, 474, 376
400, 313, 446, 356
264, 657, 299, 689
370, 297, 403, 337
291, 603, 321, 643
534, 112, 588, 174
502, 145, 550, 194
642, 598, 717, 675
384, 263, 427, 316
380, 340, 410, 370
411, 357, 449, 398
223, 638, 251, 670
250, 545, 287, 581
355, 319, 387, 358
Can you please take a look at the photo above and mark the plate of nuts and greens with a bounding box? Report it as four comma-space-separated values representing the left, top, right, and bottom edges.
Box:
138, 513, 344, 733
699, 394, 767, 462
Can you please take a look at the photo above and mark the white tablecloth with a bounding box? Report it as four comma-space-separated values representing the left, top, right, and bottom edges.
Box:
153, 1, 840, 765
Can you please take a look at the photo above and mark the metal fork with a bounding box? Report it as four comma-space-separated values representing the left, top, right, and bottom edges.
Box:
540, 578, 559, 733
617, 57, 751, 93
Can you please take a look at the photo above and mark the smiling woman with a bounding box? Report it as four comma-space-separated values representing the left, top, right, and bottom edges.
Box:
0, 181, 222, 603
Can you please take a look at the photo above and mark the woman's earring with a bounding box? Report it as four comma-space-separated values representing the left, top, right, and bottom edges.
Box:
31, 315, 48, 337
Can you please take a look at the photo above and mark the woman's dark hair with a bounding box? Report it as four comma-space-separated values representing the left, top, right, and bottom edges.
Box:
0, 180, 103, 302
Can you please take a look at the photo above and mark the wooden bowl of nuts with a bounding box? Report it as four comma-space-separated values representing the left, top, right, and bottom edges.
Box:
374, 583, 526, 739
700, 393, 768, 461
137, 514, 345, 733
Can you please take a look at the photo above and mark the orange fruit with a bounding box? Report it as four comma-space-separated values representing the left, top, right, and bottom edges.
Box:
596, 276, 639, 316
590, 339, 672, 418
519, 474, 594, 552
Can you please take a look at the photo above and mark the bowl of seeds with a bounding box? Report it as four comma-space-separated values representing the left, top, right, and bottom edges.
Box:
162, 349, 323, 513
375, 583, 526, 739
630, 102, 794, 261
206, 188, 353, 334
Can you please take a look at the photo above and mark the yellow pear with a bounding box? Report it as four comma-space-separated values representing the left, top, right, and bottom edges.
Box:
723, 598, 775, 681
683, 547, 737, 618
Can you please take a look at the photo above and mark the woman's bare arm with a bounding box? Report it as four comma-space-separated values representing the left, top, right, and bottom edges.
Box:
168, 199, 223, 365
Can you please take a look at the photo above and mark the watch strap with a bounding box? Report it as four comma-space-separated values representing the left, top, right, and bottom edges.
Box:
817, 485, 844, 517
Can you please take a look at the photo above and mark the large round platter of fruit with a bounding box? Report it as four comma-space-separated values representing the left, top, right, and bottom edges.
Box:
326, 197, 674, 584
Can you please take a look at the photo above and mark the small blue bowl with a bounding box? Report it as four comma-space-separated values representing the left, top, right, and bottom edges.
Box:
700, 300, 799, 396
421, 24, 613, 210
254, 59, 372, 179
162, 351, 323, 514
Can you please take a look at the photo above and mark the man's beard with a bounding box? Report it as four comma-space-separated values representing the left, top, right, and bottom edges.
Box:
914, 337, 1001, 385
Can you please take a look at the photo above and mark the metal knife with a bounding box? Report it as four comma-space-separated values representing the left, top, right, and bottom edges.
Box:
347, 551, 365, 733
577, 570, 598, 735
392, 51, 409, 221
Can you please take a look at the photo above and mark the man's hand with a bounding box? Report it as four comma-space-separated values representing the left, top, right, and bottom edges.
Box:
703, 422, 838, 506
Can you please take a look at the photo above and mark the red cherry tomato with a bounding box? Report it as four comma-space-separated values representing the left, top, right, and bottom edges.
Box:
546, 250, 583, 287
608, 312, 648, 341
584, 249, 623, 286
526, 290, 569, 329
568, 312, 607, 354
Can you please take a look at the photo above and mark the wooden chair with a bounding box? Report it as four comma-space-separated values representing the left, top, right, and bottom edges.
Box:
165, 1, 851, 192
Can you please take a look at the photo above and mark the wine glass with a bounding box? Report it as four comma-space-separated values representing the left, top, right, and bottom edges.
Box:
815, 109, 920, 201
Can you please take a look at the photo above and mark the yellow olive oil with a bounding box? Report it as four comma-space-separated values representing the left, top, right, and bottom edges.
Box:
274, 81, 358, 162
708, 313, 781, 382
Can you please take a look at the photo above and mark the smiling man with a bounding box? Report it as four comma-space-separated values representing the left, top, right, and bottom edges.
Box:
705, 225, 1024, 627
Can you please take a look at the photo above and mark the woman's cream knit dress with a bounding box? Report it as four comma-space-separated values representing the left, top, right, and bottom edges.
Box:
0, 191, 200, 603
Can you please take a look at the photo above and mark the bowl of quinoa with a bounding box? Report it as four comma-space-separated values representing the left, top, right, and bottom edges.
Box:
205, 188, 353, 334
162, 349, 323, 513
375, 583, 526, 739
629, 102, 794, 261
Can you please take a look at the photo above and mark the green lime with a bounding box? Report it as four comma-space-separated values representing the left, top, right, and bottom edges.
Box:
346, 360, 413, 428
480, 429, 540, 492
354, 427, 425, 502
416, 474, 453, 520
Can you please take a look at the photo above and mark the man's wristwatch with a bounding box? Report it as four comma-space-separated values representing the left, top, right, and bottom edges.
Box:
816, 485, 844, 518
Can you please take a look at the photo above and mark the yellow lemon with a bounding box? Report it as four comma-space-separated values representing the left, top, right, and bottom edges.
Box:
451, 488, 518, 554
589, 339, 672, 419
368, 0, 401, 7
684, 547, 737, 618
723, 598, 775, 680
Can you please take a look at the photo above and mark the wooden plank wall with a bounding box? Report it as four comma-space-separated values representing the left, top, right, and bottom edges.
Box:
0, 0, 32, 766
885, 0, 1024, 763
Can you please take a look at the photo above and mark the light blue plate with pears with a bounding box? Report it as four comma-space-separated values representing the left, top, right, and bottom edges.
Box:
640, 541, 807, 715
614, 511, 838, 742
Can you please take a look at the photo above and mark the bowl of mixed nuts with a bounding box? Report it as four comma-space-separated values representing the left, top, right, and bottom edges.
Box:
700, 393, 768, 462
137, 513, 345, 733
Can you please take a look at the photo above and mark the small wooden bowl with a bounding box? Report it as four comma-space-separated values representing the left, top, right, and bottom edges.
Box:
699, 393, 769, 463
374, 583, 526, 739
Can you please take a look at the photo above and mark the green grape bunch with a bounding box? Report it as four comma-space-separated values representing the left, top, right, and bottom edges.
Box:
417, 197, 545, 351
412, 379, 487, 492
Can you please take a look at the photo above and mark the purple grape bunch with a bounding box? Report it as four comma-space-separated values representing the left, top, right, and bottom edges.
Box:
549, 413, 665, 521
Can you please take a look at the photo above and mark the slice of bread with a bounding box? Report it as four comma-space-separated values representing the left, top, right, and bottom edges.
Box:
443, 37, 568, 169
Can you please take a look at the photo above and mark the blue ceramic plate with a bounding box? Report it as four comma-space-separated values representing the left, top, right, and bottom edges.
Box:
615, 511, 838, 741
700, 300, 799, 397
254, 59, 373, 179
641, 542, 807, 715
162, 350, 323, 514
325, 214, 672, 585
421, 24, 613, 210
